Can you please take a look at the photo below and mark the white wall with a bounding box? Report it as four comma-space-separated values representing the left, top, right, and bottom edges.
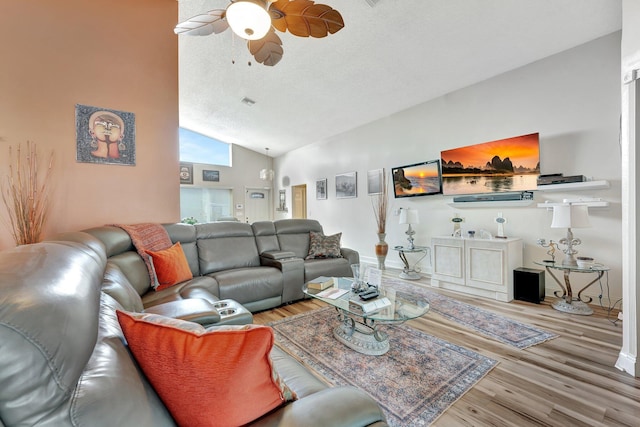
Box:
276, 32, 623, 303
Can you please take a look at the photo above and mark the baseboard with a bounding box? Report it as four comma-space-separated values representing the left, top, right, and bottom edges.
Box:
615, 351, 637, 376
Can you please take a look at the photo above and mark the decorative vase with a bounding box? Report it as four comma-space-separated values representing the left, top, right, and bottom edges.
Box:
375, 232, 389, 270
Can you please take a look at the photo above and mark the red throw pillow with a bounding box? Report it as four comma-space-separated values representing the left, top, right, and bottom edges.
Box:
116, 311, 296, 427
145, 242, 193, 291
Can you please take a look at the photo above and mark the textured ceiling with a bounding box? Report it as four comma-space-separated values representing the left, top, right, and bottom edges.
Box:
177, 0, 622, 157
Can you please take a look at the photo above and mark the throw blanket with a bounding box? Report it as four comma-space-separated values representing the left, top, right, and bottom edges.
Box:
113, 223, 173, 289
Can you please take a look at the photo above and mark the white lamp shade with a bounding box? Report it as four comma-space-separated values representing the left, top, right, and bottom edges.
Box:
551, 204, 591, 228
226, 0, 271, 40
399, 208, 419, 225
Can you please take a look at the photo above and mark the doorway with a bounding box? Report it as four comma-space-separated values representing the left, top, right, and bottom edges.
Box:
292, 184, 307, 219
245, 187, 271, 223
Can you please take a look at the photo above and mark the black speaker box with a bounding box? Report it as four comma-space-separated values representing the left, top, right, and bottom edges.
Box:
514, 267, 545, 303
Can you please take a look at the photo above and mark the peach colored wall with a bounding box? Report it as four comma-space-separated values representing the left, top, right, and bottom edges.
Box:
0, 0, 179, 250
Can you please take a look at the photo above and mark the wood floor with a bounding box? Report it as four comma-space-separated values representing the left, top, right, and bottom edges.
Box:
253, 269, 640, 427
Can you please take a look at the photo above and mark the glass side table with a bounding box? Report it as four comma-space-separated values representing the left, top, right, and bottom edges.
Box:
534, 261, 609, 315
393, 245, 429, 280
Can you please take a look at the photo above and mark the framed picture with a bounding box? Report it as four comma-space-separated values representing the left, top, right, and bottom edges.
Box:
316, 178, 327, 200
202, 169, 220, 182
75, 104, 136, 166
180, 162, 193, 184
367, 168, 384, 195
335, 172, 357, 199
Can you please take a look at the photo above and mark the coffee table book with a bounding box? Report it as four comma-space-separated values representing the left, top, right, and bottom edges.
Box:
307, 276, 335, 290
349, 297, 392, 314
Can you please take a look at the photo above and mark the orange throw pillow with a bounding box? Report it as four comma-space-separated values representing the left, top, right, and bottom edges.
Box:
145, 242, 193, 291
116, 311, 296, 427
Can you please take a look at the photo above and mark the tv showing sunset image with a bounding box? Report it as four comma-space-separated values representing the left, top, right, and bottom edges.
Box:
440, 133, 540, 196
392, 159, 442, 198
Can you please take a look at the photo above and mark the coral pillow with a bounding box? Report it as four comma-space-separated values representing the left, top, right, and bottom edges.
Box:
306, 231, 343, 259
116, 311, 296, 427
145, 242, 193, 291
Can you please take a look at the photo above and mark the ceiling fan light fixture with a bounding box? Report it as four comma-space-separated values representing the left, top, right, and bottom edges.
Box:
226, 0, 271, 41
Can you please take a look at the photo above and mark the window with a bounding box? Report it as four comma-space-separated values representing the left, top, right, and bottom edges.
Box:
179, 128, 231, 166
180, 188, 233, 223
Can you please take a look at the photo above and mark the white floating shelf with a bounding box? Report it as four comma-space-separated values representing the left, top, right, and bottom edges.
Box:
537, 200, 610, 208
447, 200, 534, 208
536, 180, 610, 192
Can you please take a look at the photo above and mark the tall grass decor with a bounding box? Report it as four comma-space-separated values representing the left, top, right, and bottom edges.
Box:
372, 169, 389, 234
1, 142, 54, 245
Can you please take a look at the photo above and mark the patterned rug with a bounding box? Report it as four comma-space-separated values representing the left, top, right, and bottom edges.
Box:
270, 307, 498, 426
385, 278, 557, 349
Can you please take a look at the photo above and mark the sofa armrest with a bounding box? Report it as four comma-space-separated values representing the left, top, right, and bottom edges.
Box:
340, 247, 360, 266
250, 386, 387, 427
143, 299, 221, 326
260, 250, 297, 260
260, 256, 305, 303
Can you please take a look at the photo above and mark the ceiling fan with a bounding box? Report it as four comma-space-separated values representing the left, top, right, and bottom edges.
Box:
174, 0, 344, 67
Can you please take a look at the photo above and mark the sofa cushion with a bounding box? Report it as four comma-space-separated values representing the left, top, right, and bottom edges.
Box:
196, 222, 261, 274
209, 267, 283, 305
101, 262, 145, 312
163, 223, 200, 276
304, 257, 353, 281
145, 242, 193, 291
116, 311, 296, 427
306, 231, 343, 259
274, 219, 324, 259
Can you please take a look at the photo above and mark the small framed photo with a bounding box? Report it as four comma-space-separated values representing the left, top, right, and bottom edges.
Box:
202, 169, 220, 182
180, 162, 193, 184
367, 168, 384, 195
335, 171, 357, 199
316, 178, 327, 200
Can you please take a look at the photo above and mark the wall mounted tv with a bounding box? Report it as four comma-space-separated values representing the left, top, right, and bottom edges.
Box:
440, 133, 540, 196
392, 159, 442, 198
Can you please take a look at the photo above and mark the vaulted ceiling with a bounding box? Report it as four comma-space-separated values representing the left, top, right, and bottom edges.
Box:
177, 0, 622, 157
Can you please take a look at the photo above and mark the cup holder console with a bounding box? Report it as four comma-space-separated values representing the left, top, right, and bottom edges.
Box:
219, 308, 237, 316
213, 302, 229, 309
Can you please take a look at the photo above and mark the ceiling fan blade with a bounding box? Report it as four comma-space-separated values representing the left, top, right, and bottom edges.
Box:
270, 0, 344, 38
174, 9, 229, 36
248, 30, 284, 66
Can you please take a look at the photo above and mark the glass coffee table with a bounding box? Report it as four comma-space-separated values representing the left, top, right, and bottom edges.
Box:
303, 277, 430, 355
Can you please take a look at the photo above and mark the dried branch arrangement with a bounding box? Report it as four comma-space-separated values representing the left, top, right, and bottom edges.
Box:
372, 170, 389, 234
1, 142, 54, 245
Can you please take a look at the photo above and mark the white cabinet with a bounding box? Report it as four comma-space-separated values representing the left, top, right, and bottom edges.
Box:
431, 236, 523, 302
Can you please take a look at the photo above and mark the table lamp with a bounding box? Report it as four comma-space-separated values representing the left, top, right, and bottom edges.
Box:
550, 203, 591, 266
399, 208, 419, 250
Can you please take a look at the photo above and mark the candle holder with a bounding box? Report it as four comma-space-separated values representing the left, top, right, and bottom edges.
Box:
536, 238, 558, 263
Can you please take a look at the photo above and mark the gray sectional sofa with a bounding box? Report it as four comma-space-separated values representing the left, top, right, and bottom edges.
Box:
0, 219, 387, 426
84, 219, 358, 314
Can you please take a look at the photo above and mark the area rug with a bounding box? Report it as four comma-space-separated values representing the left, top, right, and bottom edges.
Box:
385, 278, 557, 349
270, 307, 497, 426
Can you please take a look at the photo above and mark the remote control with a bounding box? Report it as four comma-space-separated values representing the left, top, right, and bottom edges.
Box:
359, 290, 379, 300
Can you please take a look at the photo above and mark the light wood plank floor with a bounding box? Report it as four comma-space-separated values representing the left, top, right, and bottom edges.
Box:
253, 269, 640, 427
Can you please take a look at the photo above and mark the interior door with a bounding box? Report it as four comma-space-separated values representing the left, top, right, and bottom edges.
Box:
292, 184, 307, 219
245, 188, 271, 223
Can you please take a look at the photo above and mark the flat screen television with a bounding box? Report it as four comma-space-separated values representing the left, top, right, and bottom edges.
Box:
440, 133, 540, 196
392, 159, 442, 198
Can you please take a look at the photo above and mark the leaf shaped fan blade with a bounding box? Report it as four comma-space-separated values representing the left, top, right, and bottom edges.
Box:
248, 31, 284, 67
174, 10, 229, 36
270, 0, 344, 38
